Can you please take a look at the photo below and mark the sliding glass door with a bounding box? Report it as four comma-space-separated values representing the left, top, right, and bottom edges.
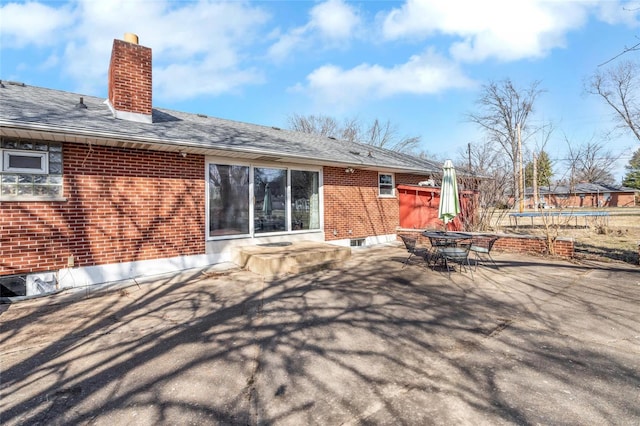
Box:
208, 162, 320, 239
254, 167, 287, 234
291, 170, 320, 231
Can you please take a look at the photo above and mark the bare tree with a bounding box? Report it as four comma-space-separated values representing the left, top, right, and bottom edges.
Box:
598, 2, 640, 66
456, 140, 511, 231
288, 113, 340, 137
599, 39, 640, 66
564, 135, 619, 186
362, 118, 421, 152
586, 60, 640, 142
288, 114, 421, 153
467, 79, 546, 208
416, 149, 446, 164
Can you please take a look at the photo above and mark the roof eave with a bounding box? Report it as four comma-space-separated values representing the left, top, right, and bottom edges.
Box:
0, 121, 437, 175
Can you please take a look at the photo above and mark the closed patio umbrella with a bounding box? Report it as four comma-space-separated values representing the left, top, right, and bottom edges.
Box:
438, 160, 460, 228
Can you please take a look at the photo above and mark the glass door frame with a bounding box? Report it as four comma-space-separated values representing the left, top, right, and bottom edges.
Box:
205, 157, 323, 241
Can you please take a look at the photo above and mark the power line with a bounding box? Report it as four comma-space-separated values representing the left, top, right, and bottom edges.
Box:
547, 155, 633, 162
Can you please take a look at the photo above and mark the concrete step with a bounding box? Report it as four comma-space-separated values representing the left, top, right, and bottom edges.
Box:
237, 241, 352, 278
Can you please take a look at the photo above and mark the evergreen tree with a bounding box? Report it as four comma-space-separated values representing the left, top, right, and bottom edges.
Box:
622, 148, 640, 189
536, 151, 553, 187
524, 162, 534, 187
524, 151, 553, 188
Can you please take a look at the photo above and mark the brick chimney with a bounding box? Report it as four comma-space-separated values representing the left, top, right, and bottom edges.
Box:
106, 33, 152, 123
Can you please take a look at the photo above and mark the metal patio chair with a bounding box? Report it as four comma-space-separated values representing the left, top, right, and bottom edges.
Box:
399, 235, 427, 268
436, 241, 474, 279
469, 235, 499, 270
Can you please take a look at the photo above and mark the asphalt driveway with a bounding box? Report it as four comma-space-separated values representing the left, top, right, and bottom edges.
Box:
1, 245, 639, 425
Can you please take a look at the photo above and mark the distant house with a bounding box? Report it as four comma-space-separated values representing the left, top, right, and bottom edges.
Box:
525, 182, 638, 208
1, 34, 449, 296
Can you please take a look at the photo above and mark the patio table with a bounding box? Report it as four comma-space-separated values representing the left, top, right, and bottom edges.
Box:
422, 231, 473, 277
422, 231, 472, 246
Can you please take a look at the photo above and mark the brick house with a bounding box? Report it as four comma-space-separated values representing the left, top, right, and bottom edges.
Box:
526, 183, 638, 208
0, 34, 448, 296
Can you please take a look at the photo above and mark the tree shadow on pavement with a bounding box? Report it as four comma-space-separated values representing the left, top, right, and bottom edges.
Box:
0, 247, 639, 425
574, 241, 639, 265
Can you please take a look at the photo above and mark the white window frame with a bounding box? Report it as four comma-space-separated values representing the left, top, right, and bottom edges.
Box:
205, 161, 252, 240
205, 156, 323, 241
378, 172, 395, 198
2, 149, 48, 174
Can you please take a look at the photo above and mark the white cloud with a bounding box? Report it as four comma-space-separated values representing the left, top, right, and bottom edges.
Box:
381, 0, 596, 62
268, 0, 360, 61
1, 0, 270, 99
7, 0, 636, 111
293, 49, 475, 106
0, 1, 75, 47
596, 1, 640, 26
155, 61, 265, 101
267, 27, 309, 62
67, 0, 271, 98
309, 0, 360, 40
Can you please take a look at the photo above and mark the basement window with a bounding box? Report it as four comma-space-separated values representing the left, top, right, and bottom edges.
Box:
350, 238, 366, 247
0, 273, 57, 298
0, 138, 63, 200
0, 274, 26, 297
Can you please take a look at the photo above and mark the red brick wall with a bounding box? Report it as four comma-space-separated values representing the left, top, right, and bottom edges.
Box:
492, 234, 573, 257
611, 193, 637, 207
1, 143, 205, 276
323, 167, 431, 241
539, 193, 636, 208
108, 38, 152, 116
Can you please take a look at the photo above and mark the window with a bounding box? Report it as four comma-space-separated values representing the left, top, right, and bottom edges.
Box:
207, 161, 321, 239
0, 274, 27, 297
350, 238, 365, 247
378, 173, 394, 197
291, 170, 320, 231
2, 150, 48, 173
208, 164, 250, 237
0, 139, 63, 199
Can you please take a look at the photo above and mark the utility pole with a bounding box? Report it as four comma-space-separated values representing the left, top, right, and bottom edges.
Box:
467, 142, 472, 172
518, 123, 524, 213
533, 152, 538, 210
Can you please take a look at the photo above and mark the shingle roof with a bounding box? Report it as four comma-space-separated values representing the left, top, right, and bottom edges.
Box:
526, 182, 637, 195
0, 82, 442, 174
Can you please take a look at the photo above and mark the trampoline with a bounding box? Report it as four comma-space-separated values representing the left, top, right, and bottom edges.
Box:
508, 211, 609, 227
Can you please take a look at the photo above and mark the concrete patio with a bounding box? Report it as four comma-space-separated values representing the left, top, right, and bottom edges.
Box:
1, 244, 639, 425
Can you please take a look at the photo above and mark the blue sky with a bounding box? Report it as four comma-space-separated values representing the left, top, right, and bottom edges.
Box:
1, 0, 639, 181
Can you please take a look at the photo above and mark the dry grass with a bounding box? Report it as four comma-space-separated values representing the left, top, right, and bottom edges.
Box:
492, 207, 640, 264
